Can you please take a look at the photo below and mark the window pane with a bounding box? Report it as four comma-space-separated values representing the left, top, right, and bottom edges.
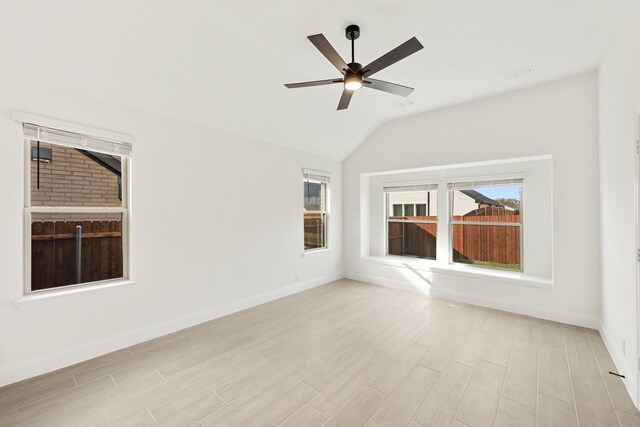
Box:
388, 222, 436, 259
387, 190, 437, 219
304, 212, 325, 249
451, 185, 520, 221
30, 141, 123, 207
452, 224, 520, 270
403, 204, 414, 216
31, 212, 124, 291
304, 181, 323, 211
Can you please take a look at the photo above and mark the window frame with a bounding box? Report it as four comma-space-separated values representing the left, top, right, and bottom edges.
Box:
384, 184, 438, 259
448, 181, 524, 272
22, 129, 131, 295
303, 170, 330, 252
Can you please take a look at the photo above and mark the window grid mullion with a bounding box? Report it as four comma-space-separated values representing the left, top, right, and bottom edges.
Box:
387, 219, 438, 224
28, 207, 127, 214
450, 221, 520, 227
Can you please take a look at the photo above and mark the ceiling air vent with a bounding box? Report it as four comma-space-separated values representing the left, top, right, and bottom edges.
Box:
502, 65, 533, 81
393, 99, 414, 109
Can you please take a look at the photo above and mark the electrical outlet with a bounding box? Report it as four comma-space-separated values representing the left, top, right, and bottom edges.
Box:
622, 340, 626, 356
295, 274, 299, 283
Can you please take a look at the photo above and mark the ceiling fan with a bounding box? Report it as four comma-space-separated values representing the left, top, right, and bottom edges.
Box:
285, 25, 423, 110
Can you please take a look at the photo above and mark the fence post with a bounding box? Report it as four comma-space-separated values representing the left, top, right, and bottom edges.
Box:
75, 225, 82, 284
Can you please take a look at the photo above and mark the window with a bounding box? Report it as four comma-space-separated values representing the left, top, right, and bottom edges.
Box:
303, 169, 330, 250
23, 123, 131, 293
449, 179, 522, 271
403, 204, 414, 216
367, 158, 550, 279
385, 184, 438, 259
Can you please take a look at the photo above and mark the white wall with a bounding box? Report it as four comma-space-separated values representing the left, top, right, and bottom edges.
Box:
0, 76, 343, 386
344, 73, 601, 327
598, 0, 640, 405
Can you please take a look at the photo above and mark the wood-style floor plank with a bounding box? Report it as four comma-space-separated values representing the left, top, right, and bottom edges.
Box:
236, 382, 316, 427
502, 347, 538, 409
413, 361, 474, 427
279, 404, 327, 427
493, 397, 536, 427
572, 372, 620, 427
366, 365, 439, 427
539, 345, 574, 404
322, 385, 385, 427
454, 360, 506, 427
308, 352, 387, 417
0, 279, 637, 427
537, 393, 579, 427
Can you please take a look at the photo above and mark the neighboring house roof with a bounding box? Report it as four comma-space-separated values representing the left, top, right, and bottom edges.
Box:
76, 148, 123, 201
77, 149, 121, 176
460, 189, 506, 208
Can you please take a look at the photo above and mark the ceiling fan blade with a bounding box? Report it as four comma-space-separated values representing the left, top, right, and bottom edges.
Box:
361, 37, 424, 78
308, 34, 350, 75
364, 78, 414, 97
337, 89, 353, 110
285, 79, 343, 89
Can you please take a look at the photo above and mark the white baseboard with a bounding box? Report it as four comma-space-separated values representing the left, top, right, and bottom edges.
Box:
347, 272, 423, 294
600, 323, 639, 408
346, 271, 600, 329
0, 272, 344, 387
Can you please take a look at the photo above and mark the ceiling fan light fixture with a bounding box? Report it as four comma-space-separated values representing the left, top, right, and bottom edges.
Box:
284, 24, 423, 109
344, 74, 363, 91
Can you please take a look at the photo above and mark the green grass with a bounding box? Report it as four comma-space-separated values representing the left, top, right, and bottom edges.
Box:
455, 259, 521, 271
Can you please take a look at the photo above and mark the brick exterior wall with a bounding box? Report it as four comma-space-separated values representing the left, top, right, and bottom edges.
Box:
30, 141, 122, 221
30, 141, 121, 207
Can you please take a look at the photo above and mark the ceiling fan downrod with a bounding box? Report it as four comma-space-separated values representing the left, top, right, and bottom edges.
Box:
346, 24, 360, 68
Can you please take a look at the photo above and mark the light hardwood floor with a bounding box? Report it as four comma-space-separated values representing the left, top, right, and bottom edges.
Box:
1, 279, 639, 427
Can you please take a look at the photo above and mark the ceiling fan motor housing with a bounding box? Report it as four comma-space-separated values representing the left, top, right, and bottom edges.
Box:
347, 62, 363, 73
345, 24, 360, 40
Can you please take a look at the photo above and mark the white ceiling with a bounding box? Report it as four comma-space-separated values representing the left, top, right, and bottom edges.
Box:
0, 0, 620, 160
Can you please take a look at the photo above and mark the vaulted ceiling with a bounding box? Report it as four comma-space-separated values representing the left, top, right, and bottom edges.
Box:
0, 0, 620, 160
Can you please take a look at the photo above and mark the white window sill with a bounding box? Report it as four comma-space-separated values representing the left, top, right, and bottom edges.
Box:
15, 280, 137, 310
302, 248, 332, 256
361, 256, 553, 288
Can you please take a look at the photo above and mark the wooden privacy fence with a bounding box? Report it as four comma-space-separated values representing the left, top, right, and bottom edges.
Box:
388, 220, 437, 259
304, 213, 325, 248
388, 215, 521, 265
31, 220, 123, 291
452, 215, 520, 265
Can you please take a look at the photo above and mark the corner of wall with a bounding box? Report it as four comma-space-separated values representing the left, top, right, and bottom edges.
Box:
600, 321, 639, 408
